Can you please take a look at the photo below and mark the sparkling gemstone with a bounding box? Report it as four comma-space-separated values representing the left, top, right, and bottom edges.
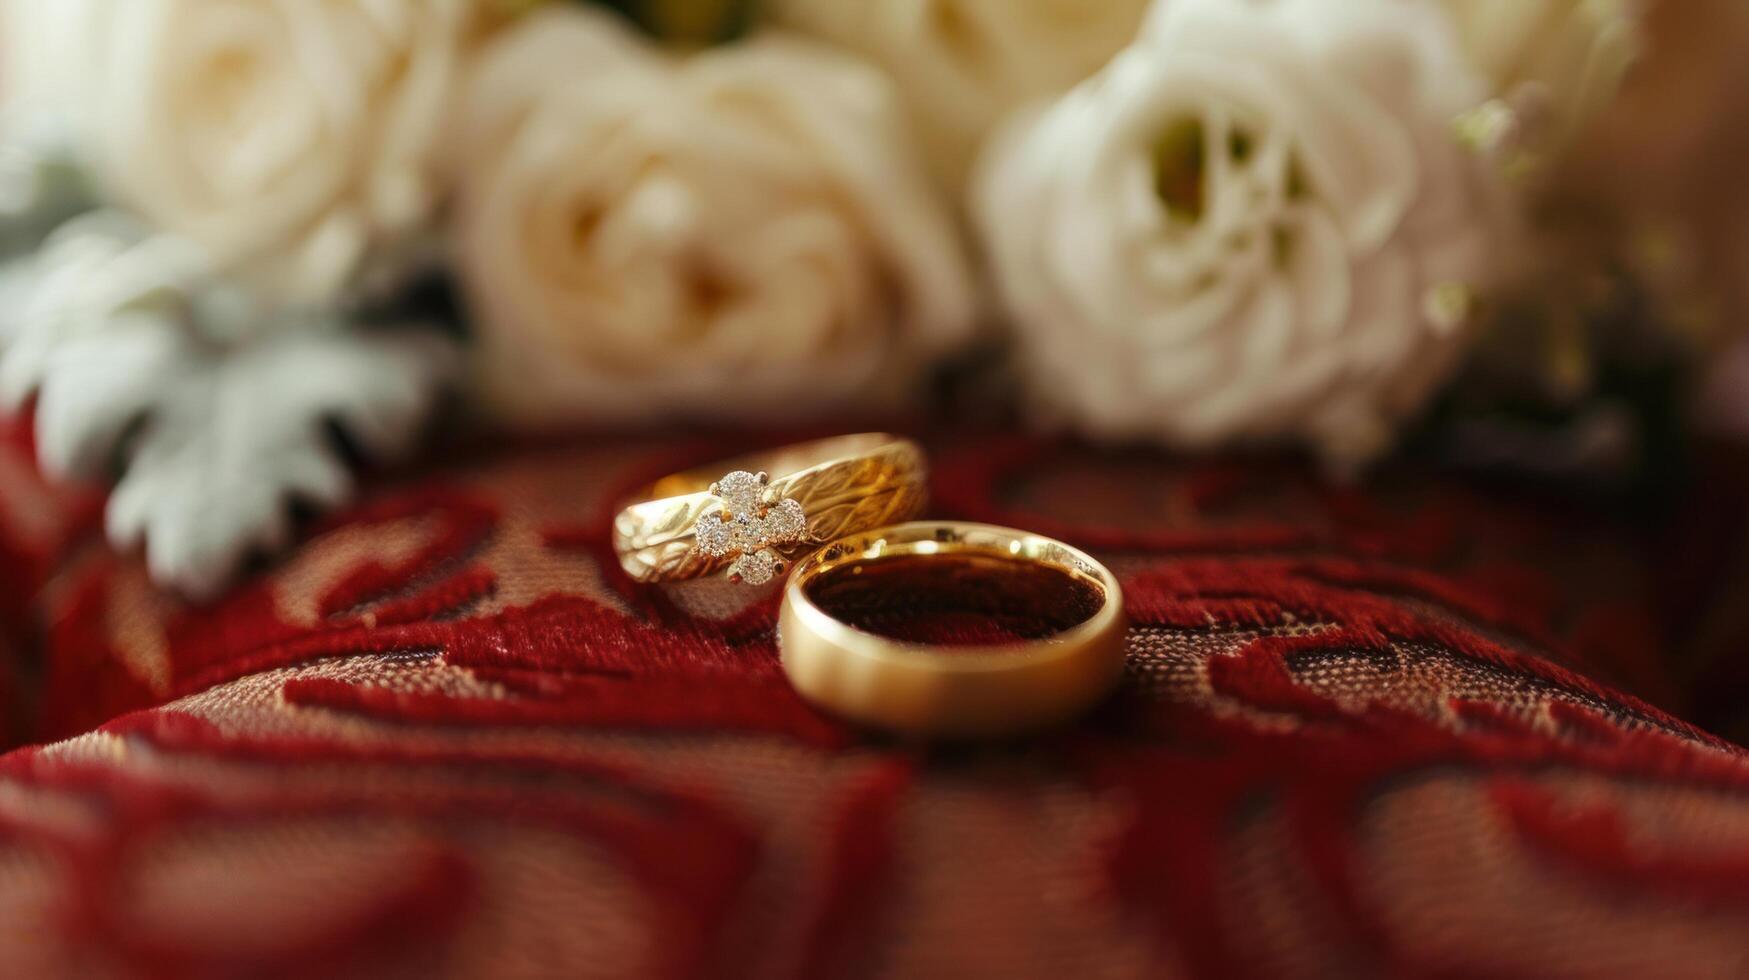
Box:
713, 470, 765, 513
763, 498, 806, 544
728, 512, 762, 550
732, 549, 780, 586
701, 468, 808, 584
695, 513, 735, 557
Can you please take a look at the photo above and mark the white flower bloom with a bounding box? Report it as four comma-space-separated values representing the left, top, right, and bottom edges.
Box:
0, 0, 101, 120
767, 0, 1149, 187
451, 7, 974, 427
1439, 0, 1642, 149
974, 0, 1509, 466
50, 0, 476, 310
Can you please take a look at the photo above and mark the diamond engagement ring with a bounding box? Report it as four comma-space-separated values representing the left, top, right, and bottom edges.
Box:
610, 434, 929, 586
694, 470, 807, 585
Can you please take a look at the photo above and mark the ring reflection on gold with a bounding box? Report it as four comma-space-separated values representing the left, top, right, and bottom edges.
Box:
611, 433, 928, 587
779, 522, 1127, 738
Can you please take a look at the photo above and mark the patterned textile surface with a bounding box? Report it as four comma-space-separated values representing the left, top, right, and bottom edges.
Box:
0, 423, 1747, 978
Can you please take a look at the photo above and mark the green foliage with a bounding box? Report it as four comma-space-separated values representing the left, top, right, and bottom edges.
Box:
581, 0, 759, 46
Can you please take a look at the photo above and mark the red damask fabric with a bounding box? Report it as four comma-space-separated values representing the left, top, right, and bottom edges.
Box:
0, 428, 1745, 978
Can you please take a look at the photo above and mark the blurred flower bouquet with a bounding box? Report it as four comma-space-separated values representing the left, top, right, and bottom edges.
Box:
0, 0, 1729, 597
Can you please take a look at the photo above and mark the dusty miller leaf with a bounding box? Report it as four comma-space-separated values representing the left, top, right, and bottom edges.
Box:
100, 324, 457, 599
0, 209, 457, 599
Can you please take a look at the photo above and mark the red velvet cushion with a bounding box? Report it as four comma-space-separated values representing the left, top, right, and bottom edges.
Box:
0, 428, 1744, 978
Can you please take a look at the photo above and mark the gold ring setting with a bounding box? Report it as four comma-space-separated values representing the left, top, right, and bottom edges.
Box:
779, 522, 1127, 737
612, 434, 928, 586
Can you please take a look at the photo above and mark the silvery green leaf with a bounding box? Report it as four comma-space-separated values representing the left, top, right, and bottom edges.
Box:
0, 210, 207, 413
97, 326, 458, 599
0, 110, 96, 257
0, 209, 457, 599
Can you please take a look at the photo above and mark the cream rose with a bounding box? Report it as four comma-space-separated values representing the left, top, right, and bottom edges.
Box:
451, 7, 975, 426
973, 0, 1507, 466
65, 0, 476, 309
0, 0, 100, 120
767, 0, 1149, 187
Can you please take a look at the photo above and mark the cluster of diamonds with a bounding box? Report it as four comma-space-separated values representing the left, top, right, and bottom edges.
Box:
695, 470, 807, 586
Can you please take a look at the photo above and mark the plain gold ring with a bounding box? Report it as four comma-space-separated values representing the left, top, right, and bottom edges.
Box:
779, 522, 1127, 737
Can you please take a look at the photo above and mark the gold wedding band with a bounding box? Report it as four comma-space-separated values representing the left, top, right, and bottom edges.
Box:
612, 434, 928, 586
779, 522, 1127, 737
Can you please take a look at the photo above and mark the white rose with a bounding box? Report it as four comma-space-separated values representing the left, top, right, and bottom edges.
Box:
767, 0, 1150, 187
451, 7, 975, 427
64, 0, 476, 309
0, 0, 102, 231
1439, 0, 1641, 148
973, 0, 1508, 466
0, 0, 101, 119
